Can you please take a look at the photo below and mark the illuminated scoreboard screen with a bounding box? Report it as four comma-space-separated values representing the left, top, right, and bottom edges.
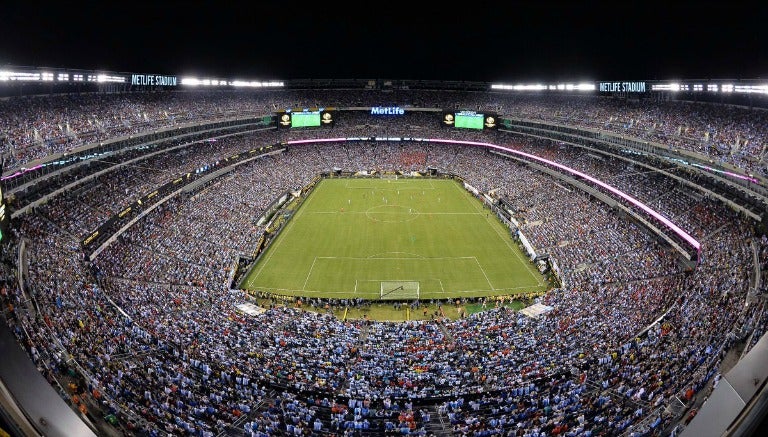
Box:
291, 111, 321, 127
442, 110, 497, 130
455, 111, 484, 129
277, 108, 335, 129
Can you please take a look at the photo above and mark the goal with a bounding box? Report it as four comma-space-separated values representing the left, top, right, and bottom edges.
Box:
380, 172, 399, 180
379, 281, 420, 300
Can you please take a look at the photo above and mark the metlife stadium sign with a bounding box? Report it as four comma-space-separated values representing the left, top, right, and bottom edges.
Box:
370, 106, 405, 115
598, 81, 647, 93
131, 74, 178, 86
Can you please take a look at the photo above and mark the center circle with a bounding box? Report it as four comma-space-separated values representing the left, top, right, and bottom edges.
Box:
365, 204, 419, 223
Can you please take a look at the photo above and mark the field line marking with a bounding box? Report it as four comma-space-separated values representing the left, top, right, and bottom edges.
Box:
247, 181, 317, 281
451, 180, 541, 283
356, 278, 441, 282
367, 251, 425, 259
252, 283, 542, 295
438, 279, 445, 293
310, 211, 479, 215
472, 256, 496, 291
302, 257, 318, 291
344, 185, 436, 191
447, 285, 542, 293
318, 256, 474, 260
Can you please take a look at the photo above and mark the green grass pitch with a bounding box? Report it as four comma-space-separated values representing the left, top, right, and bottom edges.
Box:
241, 178, 549, 299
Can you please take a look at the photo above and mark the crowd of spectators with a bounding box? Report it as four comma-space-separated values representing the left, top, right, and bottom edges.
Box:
2, 89, 767, 176
0, 92, 766, 436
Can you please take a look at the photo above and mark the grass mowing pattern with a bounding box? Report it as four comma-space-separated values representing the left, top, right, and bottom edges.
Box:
243, 178, 549, 299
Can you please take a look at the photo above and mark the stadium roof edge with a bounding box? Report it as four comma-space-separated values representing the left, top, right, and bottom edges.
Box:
2, 65, 768, 89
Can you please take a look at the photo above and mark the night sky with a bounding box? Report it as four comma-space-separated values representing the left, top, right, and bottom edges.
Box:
1, 0, 766, 82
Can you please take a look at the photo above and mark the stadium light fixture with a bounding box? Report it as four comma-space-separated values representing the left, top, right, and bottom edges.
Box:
96, 74, 125, 83
514, 84, 547, 91
491, 83, 547, 91
181, 77, 202, 86
574, 83, 596, 91
492, 83, 594, 92
734, 85, 768, 94
0, 71, 41, 81
230, 80, 284, 88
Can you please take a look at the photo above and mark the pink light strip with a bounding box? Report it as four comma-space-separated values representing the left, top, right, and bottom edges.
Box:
428, 138, 701, 251
692, 163, 760, 184
1, 164, 44, 181
285, 138, 347, 145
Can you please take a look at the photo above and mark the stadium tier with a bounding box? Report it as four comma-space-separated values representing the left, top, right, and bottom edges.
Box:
1, 81, 768, 437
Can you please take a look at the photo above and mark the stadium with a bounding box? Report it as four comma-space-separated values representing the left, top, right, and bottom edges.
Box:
2, 3, 768, 437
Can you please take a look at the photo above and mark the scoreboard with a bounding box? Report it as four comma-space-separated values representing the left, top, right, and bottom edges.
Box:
442, 110, 497, 130
291, 111, 322, 127
276, 108, 336, 129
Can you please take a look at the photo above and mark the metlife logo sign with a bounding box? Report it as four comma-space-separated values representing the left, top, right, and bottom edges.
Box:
370, 106, 405, 115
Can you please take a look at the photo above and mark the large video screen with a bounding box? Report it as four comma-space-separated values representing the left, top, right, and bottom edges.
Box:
291, 111, 322, 128
442, 110, 497, 130
276, 109, 335, 129
455, 111, 485, 129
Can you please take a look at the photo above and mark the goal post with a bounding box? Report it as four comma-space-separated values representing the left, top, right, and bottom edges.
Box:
380, 281, 420, 300
380, 172, 398, 180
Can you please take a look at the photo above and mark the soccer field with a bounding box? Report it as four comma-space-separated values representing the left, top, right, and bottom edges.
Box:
241, 178, 549, 299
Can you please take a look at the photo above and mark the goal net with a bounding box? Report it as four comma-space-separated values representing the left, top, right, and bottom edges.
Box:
380, 172, 399, 180
380, 281, 420, 300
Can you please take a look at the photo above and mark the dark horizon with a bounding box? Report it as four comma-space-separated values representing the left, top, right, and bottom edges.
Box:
1, 1, 766, 82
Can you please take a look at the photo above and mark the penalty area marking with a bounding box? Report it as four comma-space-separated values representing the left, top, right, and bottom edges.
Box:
367, 251, 425, 259
450, 181, 542, 285
472, 256, 496, 291
302, 257, 318, 291
317, 256, 475, 260
309, 211, 480, 215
